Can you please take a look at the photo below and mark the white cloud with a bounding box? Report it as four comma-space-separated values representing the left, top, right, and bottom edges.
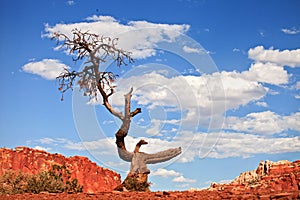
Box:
208, 133, 300, 159
244, 62, 289, 85
183, 45, 206, 54
64, 137, 116, 153
38, 137, 57, 144
44, 15, 190, 59
173, 175, 196, 183
281, 27, 300, 35
145, 119, 164, 136
152, 168, 181, 178
33, 146, 52, 151
216, 71, 268, 109
248, 46, 300, 67
66, 0, 75, 6
292, 81, 300, 90
86, 15, 116, 22
151, 168, 196, 185
111, 69, 268, 129
225, 111, 300, 135
255, 101, 268, 107
232, 48, 240, 52
243, 46, 300, 86
22, 59, 70, 80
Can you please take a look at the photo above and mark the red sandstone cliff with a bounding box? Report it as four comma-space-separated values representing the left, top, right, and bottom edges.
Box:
0, 147, 121, 193
0, 150, 299, 199
209, 159, 300, 196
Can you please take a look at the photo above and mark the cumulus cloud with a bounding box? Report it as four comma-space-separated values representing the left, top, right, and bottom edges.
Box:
152, 168, 196, 184
248, 46, 300, 67
208, 133, 300, 158
225, 111, 300, 135
86, 15, 116, 22
44, 15, 189, 59
110, 69, 268, 129
173, 175, 196, 183
152, 168, 181, 178
22, 59, 70, 80
243, 62, 289, 85
33, 146, 52, 151
255, 101, 268, 107
281, 27, 300, 35
183, 45, 206, 54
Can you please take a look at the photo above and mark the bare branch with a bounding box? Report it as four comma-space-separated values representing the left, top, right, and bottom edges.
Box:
52, 29, 133, 102
97, 81, 124, 120
56, 68, 80, 101
131, 108, 142, 117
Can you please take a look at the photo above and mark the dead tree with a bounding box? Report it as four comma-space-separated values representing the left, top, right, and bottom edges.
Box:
52, 29, 181, 191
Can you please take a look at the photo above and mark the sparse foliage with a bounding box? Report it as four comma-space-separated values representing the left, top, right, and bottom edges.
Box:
123, 176, 151, 192
0, 164, 83, 194
0, 171, 27, 194
52, 28, 133, 101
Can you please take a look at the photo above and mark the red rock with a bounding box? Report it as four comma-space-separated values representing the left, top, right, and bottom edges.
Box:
0, 147, 121, 193
208, 159, 300, 196
1, 147, 299, 199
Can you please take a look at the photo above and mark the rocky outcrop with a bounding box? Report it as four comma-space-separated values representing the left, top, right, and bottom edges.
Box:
0, 147, 121, 193
209, 159, 300, 197
1, 148, 299, 199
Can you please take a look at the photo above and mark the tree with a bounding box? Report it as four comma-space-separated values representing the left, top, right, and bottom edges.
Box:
52, 29, 181, 191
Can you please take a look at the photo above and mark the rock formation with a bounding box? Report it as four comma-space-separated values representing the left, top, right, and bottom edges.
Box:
209, 159, 300, 196
0, 155, 299, 199
0, 147, 121, 193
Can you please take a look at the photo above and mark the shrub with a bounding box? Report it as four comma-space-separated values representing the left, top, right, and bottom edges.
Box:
123, 176, 151, 192
0, 164, 83, 194
0, 171, 28, 194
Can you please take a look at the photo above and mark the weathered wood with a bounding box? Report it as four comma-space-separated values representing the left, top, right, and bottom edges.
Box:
116, 139, 181, 191
129, 140, 181, 174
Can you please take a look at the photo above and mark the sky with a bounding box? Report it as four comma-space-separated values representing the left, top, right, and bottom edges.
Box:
0, 0, 300, 191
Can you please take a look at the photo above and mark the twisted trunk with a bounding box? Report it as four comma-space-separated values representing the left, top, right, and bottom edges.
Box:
99, 84, 181, 191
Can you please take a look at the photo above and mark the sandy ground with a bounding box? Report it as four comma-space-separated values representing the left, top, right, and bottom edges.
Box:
1, 190, 299, 200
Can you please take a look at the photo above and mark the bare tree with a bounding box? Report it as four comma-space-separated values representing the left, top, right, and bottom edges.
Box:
52, 29, 181, 191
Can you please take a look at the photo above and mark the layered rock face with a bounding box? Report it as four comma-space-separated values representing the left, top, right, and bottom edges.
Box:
0, 147, 121, 193
209, 159, 300, 196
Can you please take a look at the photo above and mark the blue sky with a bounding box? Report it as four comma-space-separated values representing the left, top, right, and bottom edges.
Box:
1, 0, 300, 191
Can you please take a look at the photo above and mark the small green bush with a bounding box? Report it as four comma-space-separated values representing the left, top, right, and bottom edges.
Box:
0, 164, 83, 194
123, 177, 151, 192
0, 171, 28, 194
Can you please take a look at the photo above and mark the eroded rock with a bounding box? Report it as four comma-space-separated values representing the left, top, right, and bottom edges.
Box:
0, 147, 121, 193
